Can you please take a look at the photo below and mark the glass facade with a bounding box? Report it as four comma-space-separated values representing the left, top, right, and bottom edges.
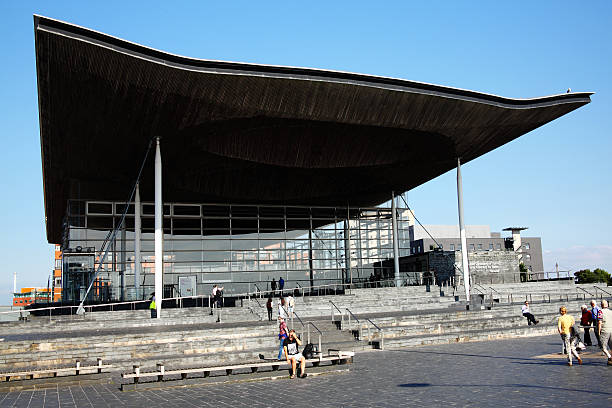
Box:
62, 200, 413, 302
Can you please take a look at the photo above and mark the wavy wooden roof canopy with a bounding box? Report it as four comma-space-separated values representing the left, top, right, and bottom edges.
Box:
34, 16, 592, 244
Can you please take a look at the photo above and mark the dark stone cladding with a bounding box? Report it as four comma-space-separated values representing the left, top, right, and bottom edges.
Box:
34, 15, 592, 244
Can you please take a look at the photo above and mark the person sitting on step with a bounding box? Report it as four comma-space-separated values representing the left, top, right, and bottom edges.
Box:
283, 329, 307, 379
521, 301, 539, 326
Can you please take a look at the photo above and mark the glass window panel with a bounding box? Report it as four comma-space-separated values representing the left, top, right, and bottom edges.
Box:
202, 205, 230, 218
173, 205, 201, 216
87, 216, 114, 230
230, 206, 257, 217
142, 204, 170, 215
231, 218, 258, 231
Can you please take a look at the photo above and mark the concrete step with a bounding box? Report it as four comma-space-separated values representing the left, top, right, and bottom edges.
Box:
381, 324, 556, 349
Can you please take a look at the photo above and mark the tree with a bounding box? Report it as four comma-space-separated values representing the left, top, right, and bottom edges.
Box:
519, 262, 528, 282
574, 268, 611, 284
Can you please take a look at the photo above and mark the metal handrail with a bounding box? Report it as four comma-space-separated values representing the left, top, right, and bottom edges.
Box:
305, 321, 323, 356
292, 311, 305, 327
2, 273, 444, 321
576, 287, 594, 297
253, 283, 262, 298
345, 308, 360, 332
364, 318, 384, 350
288, 312, 321, 355
594, 285, 612, 296
329, 300, 344, 326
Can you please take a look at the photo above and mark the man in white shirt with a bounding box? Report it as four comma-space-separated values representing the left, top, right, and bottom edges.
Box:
287, 294, 295, 317
521, 301, 539, 325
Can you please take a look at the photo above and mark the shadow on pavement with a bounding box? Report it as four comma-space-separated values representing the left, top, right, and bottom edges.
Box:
397, 382, 611, 396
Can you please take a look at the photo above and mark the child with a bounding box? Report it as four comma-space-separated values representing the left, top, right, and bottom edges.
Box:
567, 326, 583, 365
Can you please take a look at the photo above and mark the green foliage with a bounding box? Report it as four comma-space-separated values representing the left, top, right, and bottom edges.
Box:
574, 268, 611, 284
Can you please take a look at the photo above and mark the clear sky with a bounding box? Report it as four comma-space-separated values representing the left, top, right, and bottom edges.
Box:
0, 1, 610, 304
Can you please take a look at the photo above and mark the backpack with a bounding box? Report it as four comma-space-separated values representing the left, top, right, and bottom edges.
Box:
592, 307, 600, 322
303, 343, 314, 359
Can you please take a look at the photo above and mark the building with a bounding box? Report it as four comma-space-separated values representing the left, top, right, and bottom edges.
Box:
33, 16, 591, 305
13, 287, 53, 307
409, 224, 544, 273
52, 244, 62, 302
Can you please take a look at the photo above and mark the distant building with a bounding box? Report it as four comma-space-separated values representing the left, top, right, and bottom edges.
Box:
408, 224, 543, 273
13, 287, 53, 307
52, 244, 62, 302
12, 245, 63, 307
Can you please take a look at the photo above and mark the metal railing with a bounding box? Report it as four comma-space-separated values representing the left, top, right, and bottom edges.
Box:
594, 285, 612, 297
329, 300, 344, 326
345, 308, 360, 334
306, 322, 323, 356
363, 318, 384, 350
344, 308, 383, 349
289, 311, 321, 355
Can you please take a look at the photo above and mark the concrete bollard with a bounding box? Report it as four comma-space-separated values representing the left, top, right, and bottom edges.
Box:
157, 363, 164, 381
133, 365, 140, 383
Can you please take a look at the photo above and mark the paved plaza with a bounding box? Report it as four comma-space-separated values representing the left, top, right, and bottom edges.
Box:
0, 335, 610, 407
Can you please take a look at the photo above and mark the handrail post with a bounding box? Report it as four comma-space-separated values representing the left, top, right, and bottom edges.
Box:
307, 324, 311, 344
318, 334, 322, 356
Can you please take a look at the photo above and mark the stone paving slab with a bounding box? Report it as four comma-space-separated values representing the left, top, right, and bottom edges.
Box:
0, 335, 610, 407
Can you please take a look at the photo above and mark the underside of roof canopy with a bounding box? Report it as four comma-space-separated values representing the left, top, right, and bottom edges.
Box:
34, 16, 592, 243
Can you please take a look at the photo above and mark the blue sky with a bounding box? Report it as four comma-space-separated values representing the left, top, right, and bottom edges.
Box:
0, 1, 610, 304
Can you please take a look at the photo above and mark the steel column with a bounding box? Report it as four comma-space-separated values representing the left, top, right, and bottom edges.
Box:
456, 158, 470, 301
391, 192, 401, 287
154, 137, 163, 318
343, 220, 351, 285
121, 221, 126, 301
134, 183, 141, 300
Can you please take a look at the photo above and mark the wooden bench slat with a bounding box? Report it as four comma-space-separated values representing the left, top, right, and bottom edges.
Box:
1, 364, 113, 378
121, 355, 351, 379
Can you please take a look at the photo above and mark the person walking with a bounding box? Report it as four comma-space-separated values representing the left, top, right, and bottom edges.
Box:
558, 306, 581, 366
279, 277, 285, 295
266, 297, 273, 321
597, 299, 612, 365
287, 294, 295, 318
149, 295, 156, 319
212, 284, 224, 308
278, 296, 288, 319
590, 300, 603, 348
580, 304, 593, 346
277, 317, 288, 360
521, 301, 539, 326
271, 278, 277, 296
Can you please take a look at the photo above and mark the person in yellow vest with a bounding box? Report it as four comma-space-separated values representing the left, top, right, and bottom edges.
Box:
149, 295, 157, 319
558, 306, 581, 366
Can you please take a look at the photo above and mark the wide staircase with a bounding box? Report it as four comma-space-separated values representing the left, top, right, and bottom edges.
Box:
0, 281, 609, 386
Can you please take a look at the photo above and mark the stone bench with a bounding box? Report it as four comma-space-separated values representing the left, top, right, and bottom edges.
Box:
0, 358, 111, 382
120, 351, 355, 390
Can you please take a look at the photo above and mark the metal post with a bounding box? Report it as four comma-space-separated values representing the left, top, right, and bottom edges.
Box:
154, 137, 163, 319
134, 183, 141, 300
343, 220, 351, 285
121, 220, 126, 301
308, 228, 314, 290
391, 192, 401, 288
456, 158, 470, 302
